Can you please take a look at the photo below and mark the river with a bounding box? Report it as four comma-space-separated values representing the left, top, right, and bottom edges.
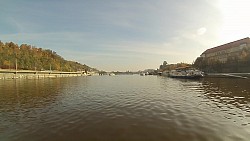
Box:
0, 75, 250, 141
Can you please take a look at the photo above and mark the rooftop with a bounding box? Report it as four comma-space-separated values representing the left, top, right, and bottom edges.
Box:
202, 37, 250, 55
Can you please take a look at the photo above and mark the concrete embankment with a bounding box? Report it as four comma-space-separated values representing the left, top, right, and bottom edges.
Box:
205, 73, 250, 79
0, 69, 91, 80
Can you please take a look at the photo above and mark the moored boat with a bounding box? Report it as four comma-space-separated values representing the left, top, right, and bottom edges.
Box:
109, 73, 115, 76
140, 73, 146, 76
169, 67, 204, 79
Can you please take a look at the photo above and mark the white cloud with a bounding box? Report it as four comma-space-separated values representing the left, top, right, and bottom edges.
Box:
197, 27, 207, 35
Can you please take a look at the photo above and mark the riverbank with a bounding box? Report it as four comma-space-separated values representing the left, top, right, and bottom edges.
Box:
205, 73, 250, 79
0, 69, 94, 80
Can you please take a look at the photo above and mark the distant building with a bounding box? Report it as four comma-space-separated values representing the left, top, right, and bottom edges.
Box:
200, 37, 250, 63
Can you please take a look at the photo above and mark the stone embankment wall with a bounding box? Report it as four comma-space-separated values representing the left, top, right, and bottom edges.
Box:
0, 73, 86, 80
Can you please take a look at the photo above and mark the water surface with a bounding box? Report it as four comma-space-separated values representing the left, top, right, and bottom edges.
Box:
0, 75, 250, 141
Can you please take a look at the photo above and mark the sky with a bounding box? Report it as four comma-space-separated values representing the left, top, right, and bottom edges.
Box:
0, 0, 249, 71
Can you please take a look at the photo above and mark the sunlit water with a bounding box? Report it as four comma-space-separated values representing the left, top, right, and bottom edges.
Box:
0, 75, 250, 141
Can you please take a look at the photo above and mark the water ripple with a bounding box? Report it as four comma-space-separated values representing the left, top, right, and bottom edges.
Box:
0, 76, 250, 141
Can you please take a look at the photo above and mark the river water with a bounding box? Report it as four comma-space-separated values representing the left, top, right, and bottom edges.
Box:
0, 75, 250, 141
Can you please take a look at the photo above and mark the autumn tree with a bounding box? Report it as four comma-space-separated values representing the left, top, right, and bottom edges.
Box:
0, 41, 96, 72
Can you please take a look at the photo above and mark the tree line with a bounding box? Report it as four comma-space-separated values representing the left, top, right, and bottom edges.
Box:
159, 61, 191, 71
0, 41, 96, 72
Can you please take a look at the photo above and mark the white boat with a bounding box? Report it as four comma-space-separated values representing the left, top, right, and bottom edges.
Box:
169, 67, 204, 79
109, 73, 115, 76
161, 70, 170, 76
140, 73, 145, 76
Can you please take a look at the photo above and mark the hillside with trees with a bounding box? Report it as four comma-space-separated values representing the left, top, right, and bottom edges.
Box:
0, 41, 97, 72
158, 61, 191, 71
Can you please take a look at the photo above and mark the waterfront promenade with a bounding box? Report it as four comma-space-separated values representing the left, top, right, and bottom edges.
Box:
0, 69, 91, 79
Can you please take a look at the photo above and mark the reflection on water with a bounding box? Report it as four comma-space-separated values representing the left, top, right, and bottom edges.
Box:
1, 79, 62, 109
201, 78, 250, 110
0, 76, 250, 141
199, 78, 250, 126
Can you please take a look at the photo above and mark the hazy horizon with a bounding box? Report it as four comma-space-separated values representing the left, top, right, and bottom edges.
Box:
1, 0, 249, 71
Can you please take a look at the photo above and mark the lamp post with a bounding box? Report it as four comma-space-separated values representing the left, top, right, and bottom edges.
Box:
15, 58, 17, 72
